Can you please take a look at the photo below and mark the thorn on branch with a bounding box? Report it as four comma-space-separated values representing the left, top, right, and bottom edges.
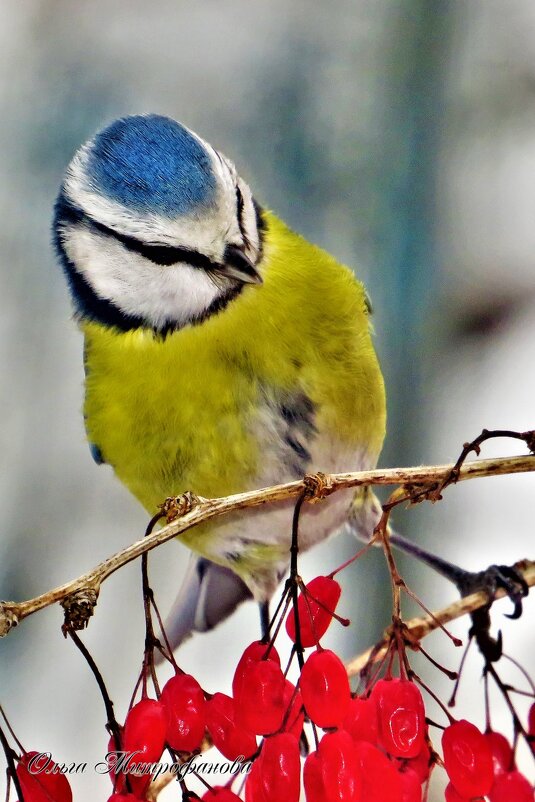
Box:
61, 587, 99, 632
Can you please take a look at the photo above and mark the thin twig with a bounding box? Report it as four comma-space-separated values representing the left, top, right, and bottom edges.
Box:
65, 628, 125, 765
0, 723, 24, 802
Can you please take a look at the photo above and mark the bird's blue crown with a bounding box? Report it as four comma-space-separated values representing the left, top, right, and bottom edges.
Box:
85, 114, 217, 216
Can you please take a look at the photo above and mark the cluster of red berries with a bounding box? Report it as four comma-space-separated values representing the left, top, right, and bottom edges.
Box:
106, 671, 210, 799
109, 575, 534, 801
443, 720, 534, 801
11, 575, 534, 801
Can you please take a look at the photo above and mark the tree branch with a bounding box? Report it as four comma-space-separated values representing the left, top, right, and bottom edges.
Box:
1, 454, 534, 637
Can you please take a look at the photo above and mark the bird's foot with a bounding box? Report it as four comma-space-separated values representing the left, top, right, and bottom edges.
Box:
387, 532, 529, 619
456, 563, 529, 620
450, 564, 527, 663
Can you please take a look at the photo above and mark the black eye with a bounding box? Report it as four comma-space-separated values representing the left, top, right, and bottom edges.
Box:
131, 241, 187, 266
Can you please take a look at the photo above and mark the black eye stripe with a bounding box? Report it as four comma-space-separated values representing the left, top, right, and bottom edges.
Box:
92, 219, 217, 269
58, 199, 219, 269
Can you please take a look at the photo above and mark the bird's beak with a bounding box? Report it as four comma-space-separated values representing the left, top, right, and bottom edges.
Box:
218, 244, 263, 285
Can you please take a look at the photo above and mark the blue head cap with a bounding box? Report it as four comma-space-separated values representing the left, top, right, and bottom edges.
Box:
85, 114, 217, 216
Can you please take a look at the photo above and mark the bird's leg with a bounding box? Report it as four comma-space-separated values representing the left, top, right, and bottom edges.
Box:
387, 529, 528, 620
350, 485, 528, 618
259, 600, 271, 641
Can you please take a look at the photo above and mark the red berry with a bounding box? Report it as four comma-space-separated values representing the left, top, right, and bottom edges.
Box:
300, 649, 351, 728
354, 740, 402, 802
107, 725, 124, 750
236, 657, 287, 735
202, 787, 243, 802
373, 678, 426, 758
123, 698, 167, 761
205, 693, 257, 761
442, 719, 494, 798
402, 739, 432, 783
17, 752, 73, 802
285, 576, 342, 647
160, 672, 206, 752
244, 757, 266, 802
122, 698, 167, 796
258, 733, 300, 802
489, 770, 534, 802
398, 767, 422, 802
343, 695, 378, 744
319, 730, 362, 802
303, 751, 329, 802
232, 641, 280, 700
280, 680, 305, 740
444, 783, 471, 802
485, 730, 513, 779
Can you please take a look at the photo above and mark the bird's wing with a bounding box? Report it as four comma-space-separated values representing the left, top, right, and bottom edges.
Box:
160, 553, 254, 654
88, 440, 105, 465
83, 341, 106, 465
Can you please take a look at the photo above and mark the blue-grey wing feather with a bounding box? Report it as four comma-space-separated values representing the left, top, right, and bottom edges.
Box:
88, 441, 105, 465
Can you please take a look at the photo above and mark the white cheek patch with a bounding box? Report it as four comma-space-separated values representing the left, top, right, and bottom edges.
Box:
63, 224, 222, 329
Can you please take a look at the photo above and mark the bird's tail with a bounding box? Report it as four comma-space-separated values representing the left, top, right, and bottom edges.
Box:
157, 553, 254, 657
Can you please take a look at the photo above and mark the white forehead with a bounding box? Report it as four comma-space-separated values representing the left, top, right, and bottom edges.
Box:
63, 125, 242, 260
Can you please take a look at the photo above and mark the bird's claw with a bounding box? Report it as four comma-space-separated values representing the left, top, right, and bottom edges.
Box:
457, 563, 528, 620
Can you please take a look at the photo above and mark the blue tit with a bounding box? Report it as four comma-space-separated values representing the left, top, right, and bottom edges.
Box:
53, 114, 386, 647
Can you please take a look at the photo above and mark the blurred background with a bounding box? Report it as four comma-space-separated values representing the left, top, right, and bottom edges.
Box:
0, 1, 534, 799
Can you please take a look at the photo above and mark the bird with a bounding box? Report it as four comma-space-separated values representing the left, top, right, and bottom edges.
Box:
54, 114, 522, 651
53, 114, 386, 646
